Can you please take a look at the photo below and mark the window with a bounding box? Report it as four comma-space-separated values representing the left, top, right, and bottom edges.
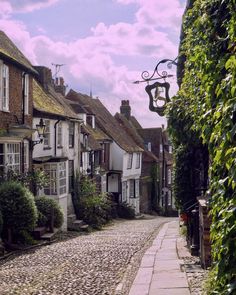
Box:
44, 161, 67, 195
59, 162, 66, 194
135, 153, 141, 169
147, 142, 152, 152
122, 181, 127, 202
57, 122, 62, 147
0, 62, 9, 111
44, 163, 57, 195
168, 168, 172, 185
169, 145, 173, 154
160, 144, 163, 153
44, 120, 50, 147
69, 121, 74, 148
127, 153, 133, 169
129, 179, 135, 198
68, 160, 74, 192
135, 179, 140, 197
0, 143, 21, 174
23, 141, 29, 171
22, 74, 29, 115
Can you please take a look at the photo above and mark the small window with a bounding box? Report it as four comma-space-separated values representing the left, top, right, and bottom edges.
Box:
44, 120, 51, 147
169, 145, 173, 154
127, 153, 133, 169
57, 122, 63, 147
135, 153, 141, 169
147, 142, 151, 152
69, 121, 74, 148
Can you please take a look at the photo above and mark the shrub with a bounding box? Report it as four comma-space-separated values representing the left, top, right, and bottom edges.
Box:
0, 181, 38, 240
35, 196, 64, 228
117, 202, 135, 219
73, 175, 114, 229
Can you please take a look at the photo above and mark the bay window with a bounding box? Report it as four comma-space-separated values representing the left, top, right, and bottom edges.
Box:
43, 161, 67, 196
0, 143, 21, 174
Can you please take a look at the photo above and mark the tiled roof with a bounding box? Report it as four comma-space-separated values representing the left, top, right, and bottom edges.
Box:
137, 128, 162, 158
33, 80, 79, 120
114, 113, 144, 148
0, 30, 37, 74
115, 113, 158, 163
66, 90, 143, 152
84, 124, 111, 142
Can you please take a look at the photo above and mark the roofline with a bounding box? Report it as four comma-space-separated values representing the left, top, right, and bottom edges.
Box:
0, 52, 38, 75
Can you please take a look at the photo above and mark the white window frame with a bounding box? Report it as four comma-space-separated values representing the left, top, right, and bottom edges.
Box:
0, 142, 21, 174
147, 142, 151, 152
57, 121, 63, 147
135, 153, 141, 169
23, 140, 29, 171
127, 153, 133, 169
160, 144, 163, 153
0, 62, 9, 112
43, 161, 67, 196
23, 74, 29, 115
44, 120, 51, 147
69, 121, 74, 148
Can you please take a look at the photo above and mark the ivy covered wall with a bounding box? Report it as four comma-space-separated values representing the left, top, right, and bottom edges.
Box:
168, 0, 236, 293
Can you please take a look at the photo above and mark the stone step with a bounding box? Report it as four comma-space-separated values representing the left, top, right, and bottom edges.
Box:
32, 227, 47, 240
67, 214, 77, 224
41, 228, 60, 241
68, 219, 89, 232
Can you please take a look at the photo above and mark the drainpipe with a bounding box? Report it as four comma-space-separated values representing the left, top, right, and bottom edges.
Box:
21, 72, 26, 173
54, 120, 60, 156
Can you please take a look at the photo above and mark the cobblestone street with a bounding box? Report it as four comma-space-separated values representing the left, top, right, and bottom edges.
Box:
0, 216, 173, 295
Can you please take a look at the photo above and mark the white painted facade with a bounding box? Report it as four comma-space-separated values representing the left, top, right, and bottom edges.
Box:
109, 140, 142, 214
32, 117, 80, 231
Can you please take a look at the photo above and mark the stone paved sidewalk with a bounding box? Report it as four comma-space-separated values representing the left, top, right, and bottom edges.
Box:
0, 216, 174, 295
128, 221, 190, 295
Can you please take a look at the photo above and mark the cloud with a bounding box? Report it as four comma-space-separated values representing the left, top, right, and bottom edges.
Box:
6, 0, 59, 13
0, 0, 183, 127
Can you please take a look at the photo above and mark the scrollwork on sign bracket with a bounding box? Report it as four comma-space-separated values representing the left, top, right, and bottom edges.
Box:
133, 58, 177, 116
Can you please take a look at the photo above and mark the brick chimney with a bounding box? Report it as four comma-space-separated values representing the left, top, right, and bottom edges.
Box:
33, 66, 53, 91
120, 100, 131, 120
54, 77, 66, 96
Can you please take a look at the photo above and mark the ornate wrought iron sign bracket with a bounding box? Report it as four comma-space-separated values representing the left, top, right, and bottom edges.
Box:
133, 58, 177, 116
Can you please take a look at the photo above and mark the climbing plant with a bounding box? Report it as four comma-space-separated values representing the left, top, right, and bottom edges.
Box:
168, 0, 236, 293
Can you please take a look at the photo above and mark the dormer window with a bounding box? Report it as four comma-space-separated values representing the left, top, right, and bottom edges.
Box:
0, 61, 9, 112
87, 115, 95, 129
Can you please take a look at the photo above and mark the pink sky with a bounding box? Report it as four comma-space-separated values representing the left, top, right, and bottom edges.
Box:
0, 0, 185, 127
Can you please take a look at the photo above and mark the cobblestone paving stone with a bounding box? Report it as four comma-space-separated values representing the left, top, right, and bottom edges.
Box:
0, 216, 173, 295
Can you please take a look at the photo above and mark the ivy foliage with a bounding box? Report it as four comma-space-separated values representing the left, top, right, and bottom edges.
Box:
167, 0, 236, 293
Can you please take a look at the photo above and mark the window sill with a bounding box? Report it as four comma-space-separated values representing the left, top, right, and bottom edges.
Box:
57, 146, 63, 149
1, 109, 10, 113
43, 146, 52, 150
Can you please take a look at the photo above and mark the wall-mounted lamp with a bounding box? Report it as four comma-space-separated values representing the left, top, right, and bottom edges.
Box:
30, 118, 46, 149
